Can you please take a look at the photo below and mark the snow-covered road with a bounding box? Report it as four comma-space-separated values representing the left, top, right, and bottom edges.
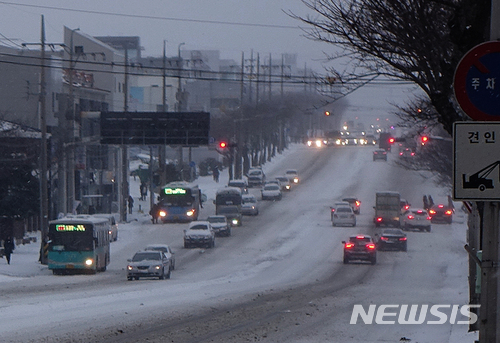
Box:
0, 144, 477, 342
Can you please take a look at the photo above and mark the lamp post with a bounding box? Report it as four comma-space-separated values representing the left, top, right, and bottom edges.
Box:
177, 42, 185, 180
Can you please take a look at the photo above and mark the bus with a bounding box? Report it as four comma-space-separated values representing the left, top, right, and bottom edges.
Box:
155, 181, 202, 223
48, 215, 110, 274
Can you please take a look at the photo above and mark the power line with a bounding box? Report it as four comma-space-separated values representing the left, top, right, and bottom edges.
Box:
0, 1, 300, 30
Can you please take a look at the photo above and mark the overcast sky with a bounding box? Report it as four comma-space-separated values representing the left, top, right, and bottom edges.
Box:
0, 0, 330, 71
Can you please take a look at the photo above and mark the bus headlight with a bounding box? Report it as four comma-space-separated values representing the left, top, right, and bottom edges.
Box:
85, 258, 94, 266
186, 209, 195, 217
159, 210, 167, 217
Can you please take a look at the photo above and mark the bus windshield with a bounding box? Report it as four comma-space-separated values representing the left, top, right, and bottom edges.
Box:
161, 193, 194, 206
49, 225, 94, 251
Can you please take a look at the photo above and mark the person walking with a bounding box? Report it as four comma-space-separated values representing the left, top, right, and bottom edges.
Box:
213, 166, 220, 183
4, 235, 15, 265
128, 195, 134, 214
140, 183, 147, 201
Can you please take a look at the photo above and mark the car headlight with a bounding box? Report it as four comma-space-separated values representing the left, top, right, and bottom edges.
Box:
154, 265, 161, 270
186, 209, 195, 217
286, 185, 290, 190
85, 258, 94, 266
232, 218, 239, 225
127, 265, 133, 271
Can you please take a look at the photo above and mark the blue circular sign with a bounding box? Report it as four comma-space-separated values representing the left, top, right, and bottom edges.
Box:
454, 41, 500, 121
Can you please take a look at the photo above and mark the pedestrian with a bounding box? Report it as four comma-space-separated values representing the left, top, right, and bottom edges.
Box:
140, 183, 148, 201
428, 195, 434, 209
213, 166, 220, 183
150, 203, 159, 224
4, 235, 15, 265
423, 195, 429, 210
128, 195, 134, 214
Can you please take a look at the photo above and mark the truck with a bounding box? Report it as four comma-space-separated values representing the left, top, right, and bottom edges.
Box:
378, 132, 394, 151
214, 187, 243, 226
373, 192, 401, 227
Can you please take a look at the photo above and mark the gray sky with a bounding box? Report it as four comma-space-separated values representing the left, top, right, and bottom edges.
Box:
0, 0, 330, 71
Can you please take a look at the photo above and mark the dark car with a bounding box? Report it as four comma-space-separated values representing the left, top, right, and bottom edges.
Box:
342, 197, 361, 214
376, 229, 407, 251
373, 149, 387, 161
399, 148, 415, 158
342, 235, 377, 264
429, 204, 453, 224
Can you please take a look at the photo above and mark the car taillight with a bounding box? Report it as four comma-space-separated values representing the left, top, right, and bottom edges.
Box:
399, 237, 407, 241
404, 205, 410, 210
426, 216, 432, 220
345, 242, 355, 249
399, 152, 403, 156
429, 210, 436, 214
356, 235, 365, 239
445, 210, 453, 215
438, 204, 444, 208
376, 217, 383, 222
355, 201, 360, 206
407, 215, 414, 220
366, 243, 376, 249
380, 236, 389, 241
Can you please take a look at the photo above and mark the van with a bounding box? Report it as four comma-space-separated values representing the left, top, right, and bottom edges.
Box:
227, 179, 249, 194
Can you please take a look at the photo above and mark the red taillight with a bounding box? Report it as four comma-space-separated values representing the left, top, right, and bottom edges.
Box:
426, 216, 432, 220
429, 210, 436, 214
366, 243, 376, 249
345, 242, 355, 249
355, 201, 360, 206
380, 236, 389, 241
331, 208, 335, 213
445, 210, 453, 215
399, 152, 403, 156
417, 210, 423, 214
404, 205, 410, 210
376, 217, 383, 222
356, 235, 365, 239
407, 215, 414, 220
399, 237, 407, 241
438, 204, 444, 208
411, 152, 415, 156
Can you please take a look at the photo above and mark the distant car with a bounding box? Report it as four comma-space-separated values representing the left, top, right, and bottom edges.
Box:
217, 206, 243, 226
264, 180, 281, 188
241, 194, 259, 216
399, 148, 415, 157
275, 176, 292, 191
228, 179, 249, 194
402, 208, 431, 232
332, 206, 356, 227
206, 215, 231, 237
144, 244, 176, 270
90, 214, 118, 242
342, 235, 377, 264
285, 169, 299, 184
247, 168, 266, 187
330, 201, 351, 221
127, 250, 171, 280
183, 221, 215, 248
307, 138, 326, 147
428, 204, 453, 224
376, 229, 407, 251
342, 197, 361, 214
261, 184, 282, 201
373, 149, 387, 161
343, 137, 358, 145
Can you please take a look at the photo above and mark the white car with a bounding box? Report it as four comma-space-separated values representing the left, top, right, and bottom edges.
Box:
241, 194, 259, 215
402, 208, 432, 232
183, 221, 215, 248
261, 184, 282, 201
330, 201, 351, 221
285, 169, 299, 184
275, 176, 291, 191
206, 215, 231, 236
144, 244, 175, 270
332, 206, 356, 227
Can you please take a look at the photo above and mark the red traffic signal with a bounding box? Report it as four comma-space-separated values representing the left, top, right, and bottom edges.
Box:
219, 141, 227, 148
388, 137, 395, 144
421, 136, 429, 145
325, 111, 331, 116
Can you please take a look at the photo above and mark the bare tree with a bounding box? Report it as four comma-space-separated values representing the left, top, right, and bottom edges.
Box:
291, 0, 491, 135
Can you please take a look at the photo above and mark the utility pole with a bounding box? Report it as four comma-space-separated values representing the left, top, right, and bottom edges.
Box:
121, 47, 130, 223
177, 42, 185, 181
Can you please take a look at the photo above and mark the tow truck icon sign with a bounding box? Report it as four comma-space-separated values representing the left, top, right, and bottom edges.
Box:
462, 161, 500, 191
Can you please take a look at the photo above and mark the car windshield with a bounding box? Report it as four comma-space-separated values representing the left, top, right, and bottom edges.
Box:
243, 197, 256, 204
145, 246, 168, 252
218, 207, 238, 214
264, 185, 279, 190
276, 177, 288, 182
208, 217, 226, 223
337, 207, 352, 213
383, 229, 403, 235
286, 170, 297, 175
229, 182, 245, 187
249, 170, 261, 175
189, 224, 208, 230
132, 252, 160, 261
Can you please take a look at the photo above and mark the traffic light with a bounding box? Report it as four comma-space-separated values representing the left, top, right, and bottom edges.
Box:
421, 135, 429, 145
325, 111, 331, 116
388, 137, 395, 144
219, 141, 227, 149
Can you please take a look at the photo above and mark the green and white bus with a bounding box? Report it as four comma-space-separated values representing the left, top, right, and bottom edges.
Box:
48, 216, 110, 274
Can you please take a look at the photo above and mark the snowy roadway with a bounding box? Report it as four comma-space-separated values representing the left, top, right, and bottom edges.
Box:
0, 144, 478, 342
